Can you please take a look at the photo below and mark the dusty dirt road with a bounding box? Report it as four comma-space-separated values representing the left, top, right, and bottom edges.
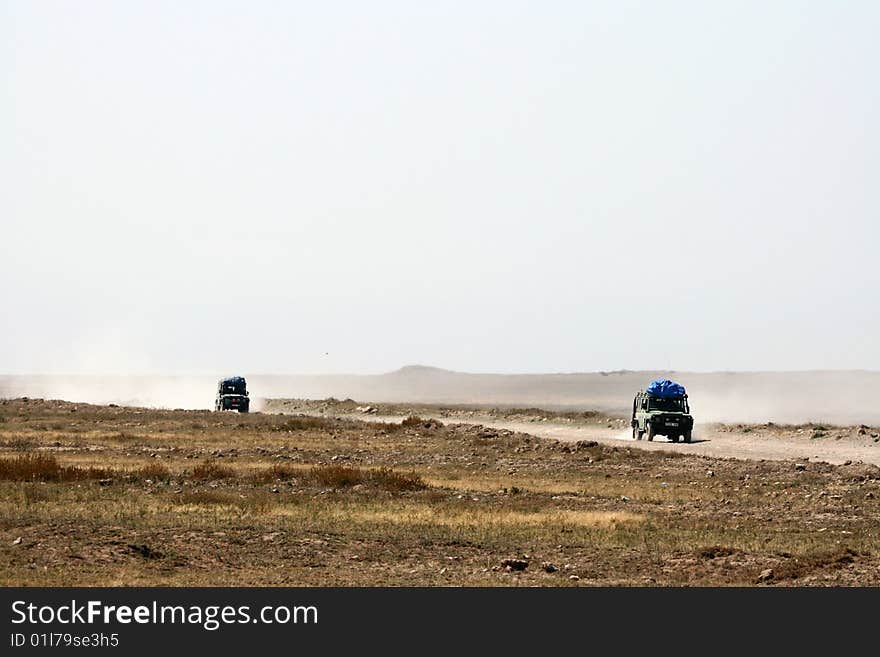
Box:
459, 419, 880, 466
265, 400, 880, 466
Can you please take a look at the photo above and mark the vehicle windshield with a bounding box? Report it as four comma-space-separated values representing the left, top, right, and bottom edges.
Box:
648, 396, 687, 412
221, 381, 246, 395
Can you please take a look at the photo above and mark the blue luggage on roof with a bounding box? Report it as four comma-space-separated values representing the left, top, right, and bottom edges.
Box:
646, 379, 686, 399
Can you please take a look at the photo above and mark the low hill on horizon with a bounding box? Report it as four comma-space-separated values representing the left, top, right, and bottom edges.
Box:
2, 367, 879, 424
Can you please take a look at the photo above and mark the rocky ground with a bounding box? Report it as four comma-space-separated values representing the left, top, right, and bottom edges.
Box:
1, 398, 879, 586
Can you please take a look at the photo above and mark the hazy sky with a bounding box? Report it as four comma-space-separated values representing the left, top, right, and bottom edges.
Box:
2, 1, 878, 375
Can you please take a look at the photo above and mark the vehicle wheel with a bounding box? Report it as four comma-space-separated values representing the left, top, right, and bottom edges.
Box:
647, 426, 655, 441
670, 434, 679, 443
684, 430, 692, 443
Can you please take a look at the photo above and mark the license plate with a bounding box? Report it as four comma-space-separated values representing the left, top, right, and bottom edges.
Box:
667, 422, 678, 427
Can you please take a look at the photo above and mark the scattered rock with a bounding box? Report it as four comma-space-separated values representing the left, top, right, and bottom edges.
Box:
12, 537, 22, 545
706, 470, 715, 477
866, 492, 875, 499
569, 575, 580, 581
757, 568, 774, 582
541, 562, 558, 573
794, 463, 807, 471
501, 558, 529, 572
98, 479, 113, 487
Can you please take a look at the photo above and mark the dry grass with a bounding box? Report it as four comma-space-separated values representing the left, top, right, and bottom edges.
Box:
136, 463, 172, 481
303, 505, 643, 528
308, 464, 427, 491
0, 454, 112, 482
190, 461, 236, 480
175, 490, 277, 515
1, 398, 879, 587
249, 464, 300, 484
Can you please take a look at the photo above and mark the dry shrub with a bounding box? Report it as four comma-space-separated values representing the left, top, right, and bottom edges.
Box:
250, 464, 299, 484
137, 463, 172, 481
370, 467, 427, 492
309, 464, 427, 491
190, 461, 236, 480
0, 454, 112, 482
375, 421, 402, 433
310, 464, 363, 488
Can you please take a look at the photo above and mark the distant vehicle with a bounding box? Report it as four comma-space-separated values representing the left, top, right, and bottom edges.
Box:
632, 379, 693, 443
215, 376, 250, 413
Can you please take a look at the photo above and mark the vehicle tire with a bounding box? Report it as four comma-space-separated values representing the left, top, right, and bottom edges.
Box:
684, 430, 692, 443
632, 426, 639, 440
670, 434, 679, 443
647, 425, 655, 441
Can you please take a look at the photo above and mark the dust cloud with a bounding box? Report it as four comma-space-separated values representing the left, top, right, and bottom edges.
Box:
1, 368, 877, 425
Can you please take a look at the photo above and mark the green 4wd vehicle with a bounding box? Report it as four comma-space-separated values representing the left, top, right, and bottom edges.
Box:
632, 384, 694, 443
215, 376, 250, 413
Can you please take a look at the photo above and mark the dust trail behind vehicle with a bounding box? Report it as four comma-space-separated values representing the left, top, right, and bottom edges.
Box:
2, 368, 879, 424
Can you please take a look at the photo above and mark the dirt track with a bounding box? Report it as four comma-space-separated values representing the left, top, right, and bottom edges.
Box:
265, 400, 880, 467
456, 420, 880, 467
364, 416, 880, 465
